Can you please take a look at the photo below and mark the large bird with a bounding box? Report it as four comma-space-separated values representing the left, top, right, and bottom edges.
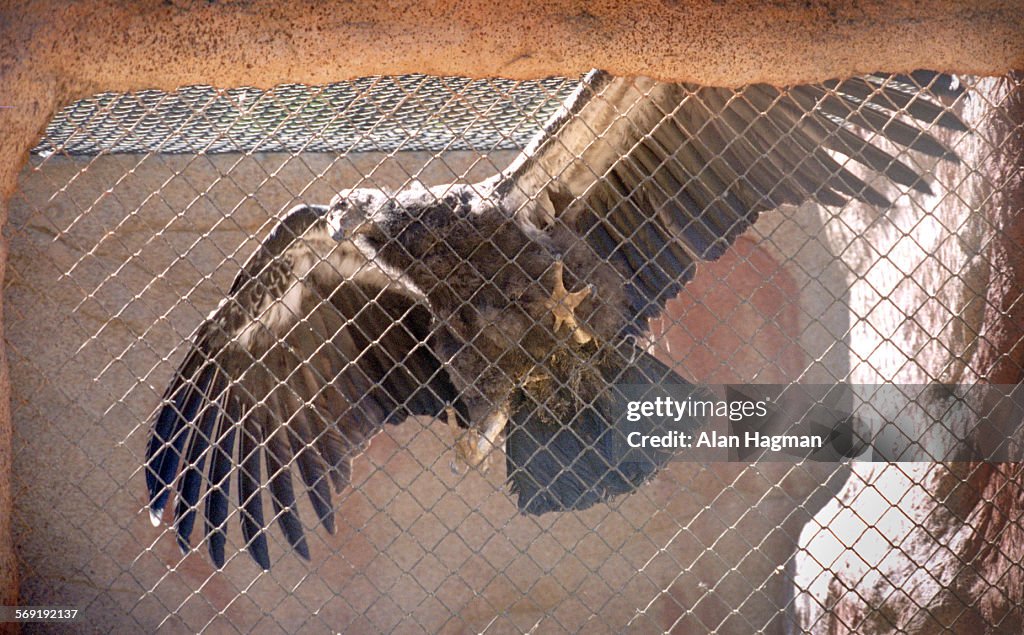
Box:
145, 71, 965, 569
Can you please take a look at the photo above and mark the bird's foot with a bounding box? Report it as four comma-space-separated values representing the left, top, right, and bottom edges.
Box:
447, 406, 507, 474
544, 260, 595, 344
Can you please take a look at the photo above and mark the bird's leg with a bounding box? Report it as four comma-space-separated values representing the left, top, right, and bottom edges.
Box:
544, 260, 595, 344
448, 405, 508, 473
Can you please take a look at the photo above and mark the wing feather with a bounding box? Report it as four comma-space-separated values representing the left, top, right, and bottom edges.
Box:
204, 389, 239, 568
146, 350, 212, 516
262, 398, 309, 560
238, 408, 269, 569
173, 366, 225, 553
146, 204, 461, 568
496, 71, 966, 330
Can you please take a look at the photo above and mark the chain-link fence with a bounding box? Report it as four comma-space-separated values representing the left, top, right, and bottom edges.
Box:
5, 72, 1023, 633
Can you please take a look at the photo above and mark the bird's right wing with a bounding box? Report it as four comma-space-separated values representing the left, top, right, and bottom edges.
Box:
145, 204, 462, 569
496, 71, 966, 329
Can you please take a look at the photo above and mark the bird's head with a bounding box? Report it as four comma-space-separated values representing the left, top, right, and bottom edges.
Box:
326, 187, 438, 272
328, 184, 463, 246
326, 189, 392, 242
327, 184, 474, 278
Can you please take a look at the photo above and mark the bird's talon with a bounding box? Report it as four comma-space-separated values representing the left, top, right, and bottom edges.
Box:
545, 260, 595, 344
447, 406, 493, 472
447, 406, 507, 473
446, 407, 468, 474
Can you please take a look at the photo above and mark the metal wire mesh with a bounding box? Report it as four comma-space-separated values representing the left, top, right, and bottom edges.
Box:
32, 76, 576, 156
5, 72, 1024, 633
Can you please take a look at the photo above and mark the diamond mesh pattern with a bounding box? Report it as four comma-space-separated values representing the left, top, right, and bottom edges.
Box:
5, 73, 1024, 633
32, 76, 576, 156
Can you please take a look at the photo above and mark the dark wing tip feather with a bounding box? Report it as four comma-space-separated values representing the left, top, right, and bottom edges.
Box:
285, 411, 337, 535
146, 351, 214, 514
172, 369, 226, 552
238, 420, 271, 570
204, 394, 238, 569
263, 421, 311, 560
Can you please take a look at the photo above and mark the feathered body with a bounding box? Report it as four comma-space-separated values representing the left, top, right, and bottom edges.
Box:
340, 185, 630, 419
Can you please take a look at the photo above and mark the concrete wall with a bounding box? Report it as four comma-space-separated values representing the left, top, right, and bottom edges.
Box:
9, 148, 847, 631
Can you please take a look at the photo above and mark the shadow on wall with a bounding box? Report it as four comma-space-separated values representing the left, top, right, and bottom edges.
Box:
652, 235, 846, 632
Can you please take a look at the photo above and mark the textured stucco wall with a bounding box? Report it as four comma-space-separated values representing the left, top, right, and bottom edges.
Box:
0, 0, 1022, 626
8, 149, 839, 631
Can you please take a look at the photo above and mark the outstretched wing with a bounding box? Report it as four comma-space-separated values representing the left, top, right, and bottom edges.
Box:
493, 71, 964, 514
496, 70, 966, 327
145, 204, 462, 569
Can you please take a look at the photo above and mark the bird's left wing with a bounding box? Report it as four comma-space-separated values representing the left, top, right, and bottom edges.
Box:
495, 70, 966, 327
146, 204, 462, 569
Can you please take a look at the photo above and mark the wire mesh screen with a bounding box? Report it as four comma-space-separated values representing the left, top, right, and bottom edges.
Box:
32, 76, 576, 156
5, 72, 1023, 633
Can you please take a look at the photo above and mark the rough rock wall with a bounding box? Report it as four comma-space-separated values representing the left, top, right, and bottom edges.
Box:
791, 76, 1024, 634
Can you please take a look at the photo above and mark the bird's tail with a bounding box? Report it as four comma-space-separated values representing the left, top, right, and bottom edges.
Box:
506, 339, 709, 515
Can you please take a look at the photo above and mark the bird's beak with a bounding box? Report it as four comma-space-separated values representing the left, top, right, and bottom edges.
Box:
326, 203, 371, 241
326, 209, 347, 241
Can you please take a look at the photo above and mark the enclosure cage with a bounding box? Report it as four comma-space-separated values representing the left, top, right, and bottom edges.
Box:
5, 68, 1024, 634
